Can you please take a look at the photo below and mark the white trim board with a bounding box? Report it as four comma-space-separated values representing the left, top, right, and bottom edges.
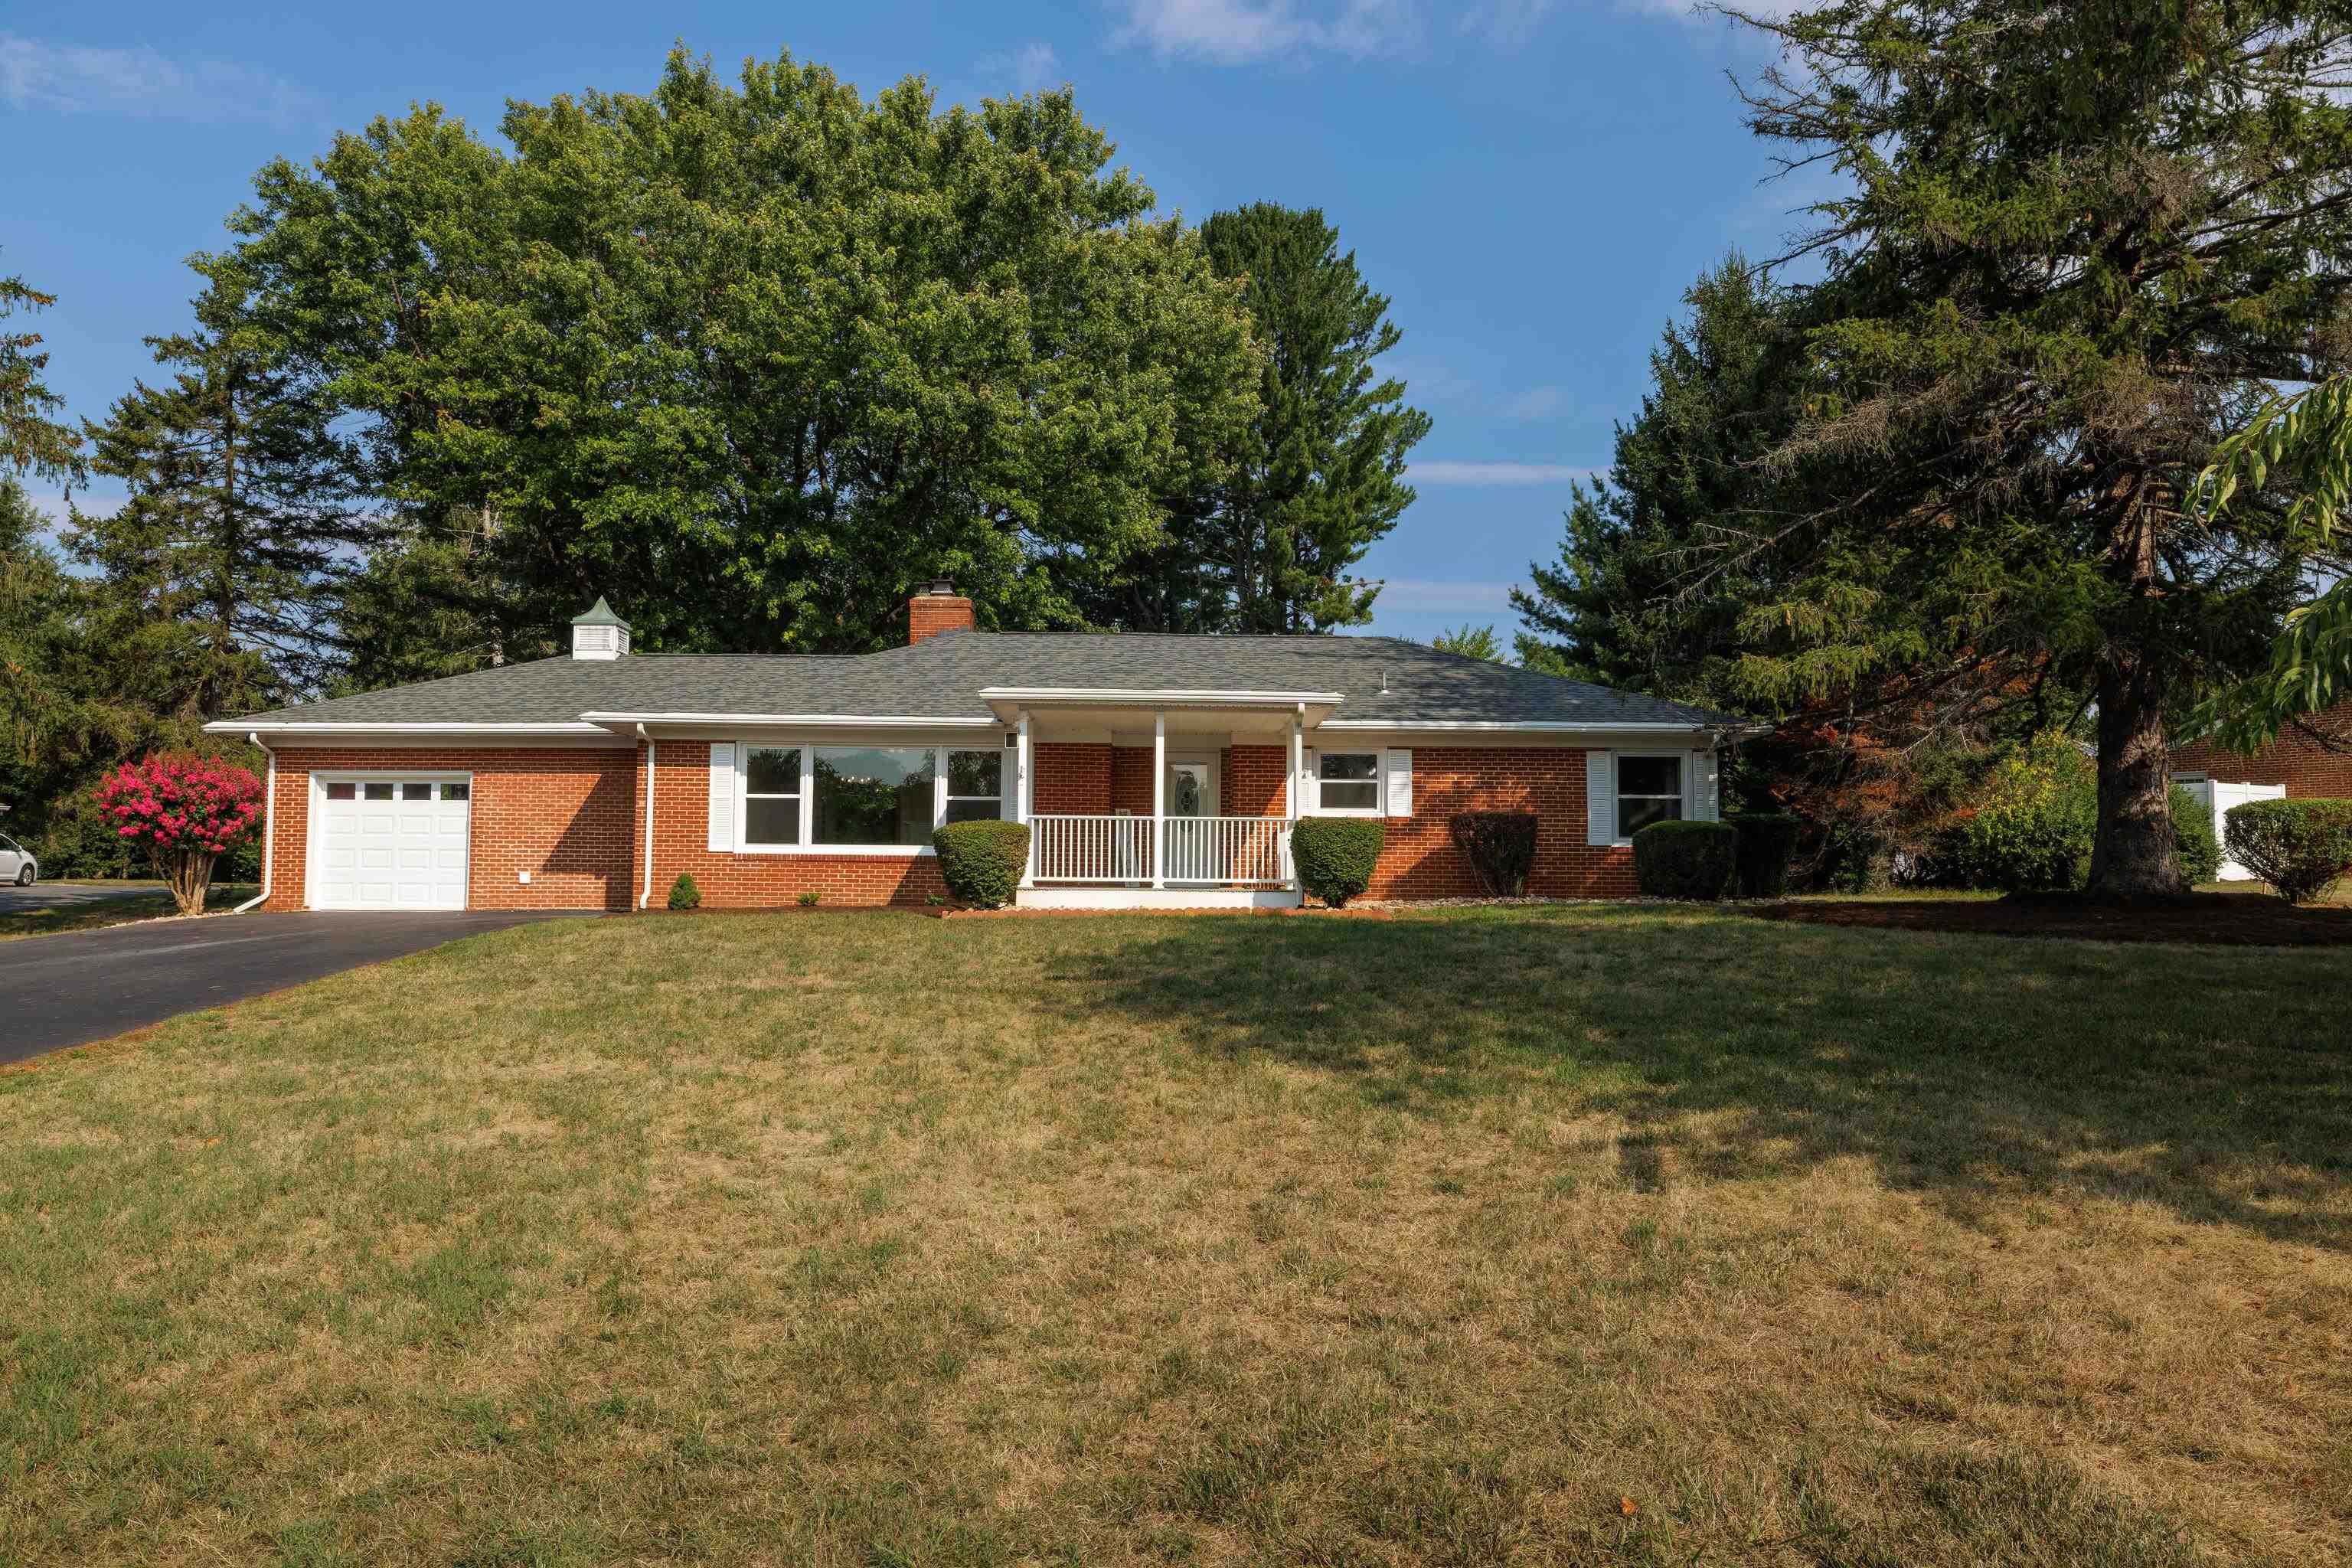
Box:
1019, 886, 1303, 910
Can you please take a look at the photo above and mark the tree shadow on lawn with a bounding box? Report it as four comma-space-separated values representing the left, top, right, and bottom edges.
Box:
1036, 908, 2352, 1251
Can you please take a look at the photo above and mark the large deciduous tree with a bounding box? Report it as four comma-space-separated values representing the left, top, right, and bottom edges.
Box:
1716, 0, 2352, 897
219, 51, 1261, 661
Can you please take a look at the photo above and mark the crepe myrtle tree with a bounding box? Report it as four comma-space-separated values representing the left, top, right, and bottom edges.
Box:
93, 753, 263, 914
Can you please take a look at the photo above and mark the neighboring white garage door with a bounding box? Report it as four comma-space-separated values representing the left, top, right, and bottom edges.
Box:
311, 775, 472, 910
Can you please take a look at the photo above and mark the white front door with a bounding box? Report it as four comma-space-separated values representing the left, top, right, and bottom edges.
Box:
0, 836, 21, 881
312, 776, 471, 910
1164, 757, 1214, 881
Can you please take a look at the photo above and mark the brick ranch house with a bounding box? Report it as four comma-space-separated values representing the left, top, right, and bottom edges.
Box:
2171, 698, 2352, 877
203, 584, 1742, 912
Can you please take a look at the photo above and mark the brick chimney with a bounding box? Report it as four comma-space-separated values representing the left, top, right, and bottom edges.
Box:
908, 578, 975, 644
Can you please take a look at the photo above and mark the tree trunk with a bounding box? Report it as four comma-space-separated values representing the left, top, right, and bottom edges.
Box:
2086, 647, 2187, 899
158, 846, 216, 916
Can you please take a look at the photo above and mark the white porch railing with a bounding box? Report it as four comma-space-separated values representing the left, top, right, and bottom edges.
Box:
1028, 814, 1293, 886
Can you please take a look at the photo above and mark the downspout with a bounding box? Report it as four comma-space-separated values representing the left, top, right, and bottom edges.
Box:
234, 732, 275, 913
637, 724, 656, 910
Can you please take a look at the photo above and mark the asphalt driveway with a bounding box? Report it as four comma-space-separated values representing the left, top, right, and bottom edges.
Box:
0, 911, 593, 1066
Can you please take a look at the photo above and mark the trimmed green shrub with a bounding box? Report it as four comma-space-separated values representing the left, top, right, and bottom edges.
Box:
1290, 817, 1385, 907
933, 818, 1032, 908
1633, 819, 1738, 900
2224, 799, 2352, 904
798, 890, 822, 907
1922, 737, 2224, 890
2168, 786, 2220, 885
1447, 812, 1537, 897
1933, 738, 2096, 892
1730, 813, 1802, 897
1633, 819, 1739, 900
667, 872, 701, 910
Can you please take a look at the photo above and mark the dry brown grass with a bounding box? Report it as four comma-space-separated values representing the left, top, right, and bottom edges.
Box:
1, 906, 2345, 1565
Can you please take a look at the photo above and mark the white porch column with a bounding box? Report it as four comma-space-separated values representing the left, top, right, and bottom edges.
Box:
1288, 708, 1305, 890
1288, 710, 1303, 819
1151, 710, 1168, 888
1016, 708, 1034, 889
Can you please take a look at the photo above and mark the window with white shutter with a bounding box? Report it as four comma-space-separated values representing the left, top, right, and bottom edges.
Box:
1585, 750, 1615, 846
707, 742, 737, 851
1383, 749, 1413, 816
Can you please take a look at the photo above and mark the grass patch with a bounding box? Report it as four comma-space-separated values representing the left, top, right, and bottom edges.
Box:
0, 884, 257, 941
0, 906, 2344, 1563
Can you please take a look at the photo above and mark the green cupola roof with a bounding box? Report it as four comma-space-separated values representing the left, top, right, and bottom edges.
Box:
570, 596, 629, 628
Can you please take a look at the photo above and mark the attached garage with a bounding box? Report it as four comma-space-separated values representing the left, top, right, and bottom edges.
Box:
309, 774, 472, 910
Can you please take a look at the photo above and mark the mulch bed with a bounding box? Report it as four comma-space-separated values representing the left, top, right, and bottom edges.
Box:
1749, 891, 2352, 947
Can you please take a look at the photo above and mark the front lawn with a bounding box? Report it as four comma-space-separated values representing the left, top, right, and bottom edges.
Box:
2, 907, 2344, 1564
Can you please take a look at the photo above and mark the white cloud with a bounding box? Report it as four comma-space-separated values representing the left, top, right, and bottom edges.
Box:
1368, 577, 1519, 612
0, 35, 324, 131
1383, 354, 1477, 406
1016, 41, 1061, 92
1459, 0, 1556, 47
1112, 0, 1420, 66
980, 40, 1063, 94
1502, 384, 1563, 420
1409, 461, 1592, 485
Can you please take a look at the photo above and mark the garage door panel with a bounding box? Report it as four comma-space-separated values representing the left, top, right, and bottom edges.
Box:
312, 778, 470, 910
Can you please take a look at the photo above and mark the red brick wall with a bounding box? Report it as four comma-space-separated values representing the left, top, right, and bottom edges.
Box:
908, 595, 975, 643
1110, 746, 1155, 815
2172, 698, 2352, 798
263, 746, 641, 912
1224, 744, 1289, 817
1362, 746, 1636, 900
1033, 743, 1112, 815
647, 741, 947, 907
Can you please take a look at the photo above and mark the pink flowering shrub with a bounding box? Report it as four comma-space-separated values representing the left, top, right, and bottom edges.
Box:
93, 753, 265, 915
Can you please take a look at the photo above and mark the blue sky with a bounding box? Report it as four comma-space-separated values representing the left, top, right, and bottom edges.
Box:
2, 0, 1805, 646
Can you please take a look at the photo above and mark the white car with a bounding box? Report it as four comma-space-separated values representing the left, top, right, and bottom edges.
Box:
0, 833, 37, 886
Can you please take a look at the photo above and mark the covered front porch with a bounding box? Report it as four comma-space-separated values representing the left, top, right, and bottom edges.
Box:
988, 685, 1344, 909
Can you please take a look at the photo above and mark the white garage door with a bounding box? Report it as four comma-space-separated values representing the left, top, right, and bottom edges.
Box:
312, 776, 472, 910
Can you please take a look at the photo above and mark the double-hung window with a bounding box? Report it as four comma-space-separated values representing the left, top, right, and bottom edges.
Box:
1615, 755, 1684, 838
943, 750, 1003, 823
743, 746, 803, 847
1315, 753, 1381, 814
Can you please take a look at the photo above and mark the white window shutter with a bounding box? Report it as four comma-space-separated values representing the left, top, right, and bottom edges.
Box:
1586, 750, 1615, 845
1692, 749, 1720, 822
1302, 747, 1318, 815
707, 742, 736, 851
1383, 749, 1413, 817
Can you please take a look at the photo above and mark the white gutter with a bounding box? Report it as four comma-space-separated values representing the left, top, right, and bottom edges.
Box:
202, 721, 611, 737
1316, 719, 1724, 732
637, 724, 655, 910
580, 711, 1000, 729
234, 731, 275, 913
976, 687, 1347, 707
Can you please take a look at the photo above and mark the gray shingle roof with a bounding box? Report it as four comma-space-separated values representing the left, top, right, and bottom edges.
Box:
225, 632, 1740, 730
